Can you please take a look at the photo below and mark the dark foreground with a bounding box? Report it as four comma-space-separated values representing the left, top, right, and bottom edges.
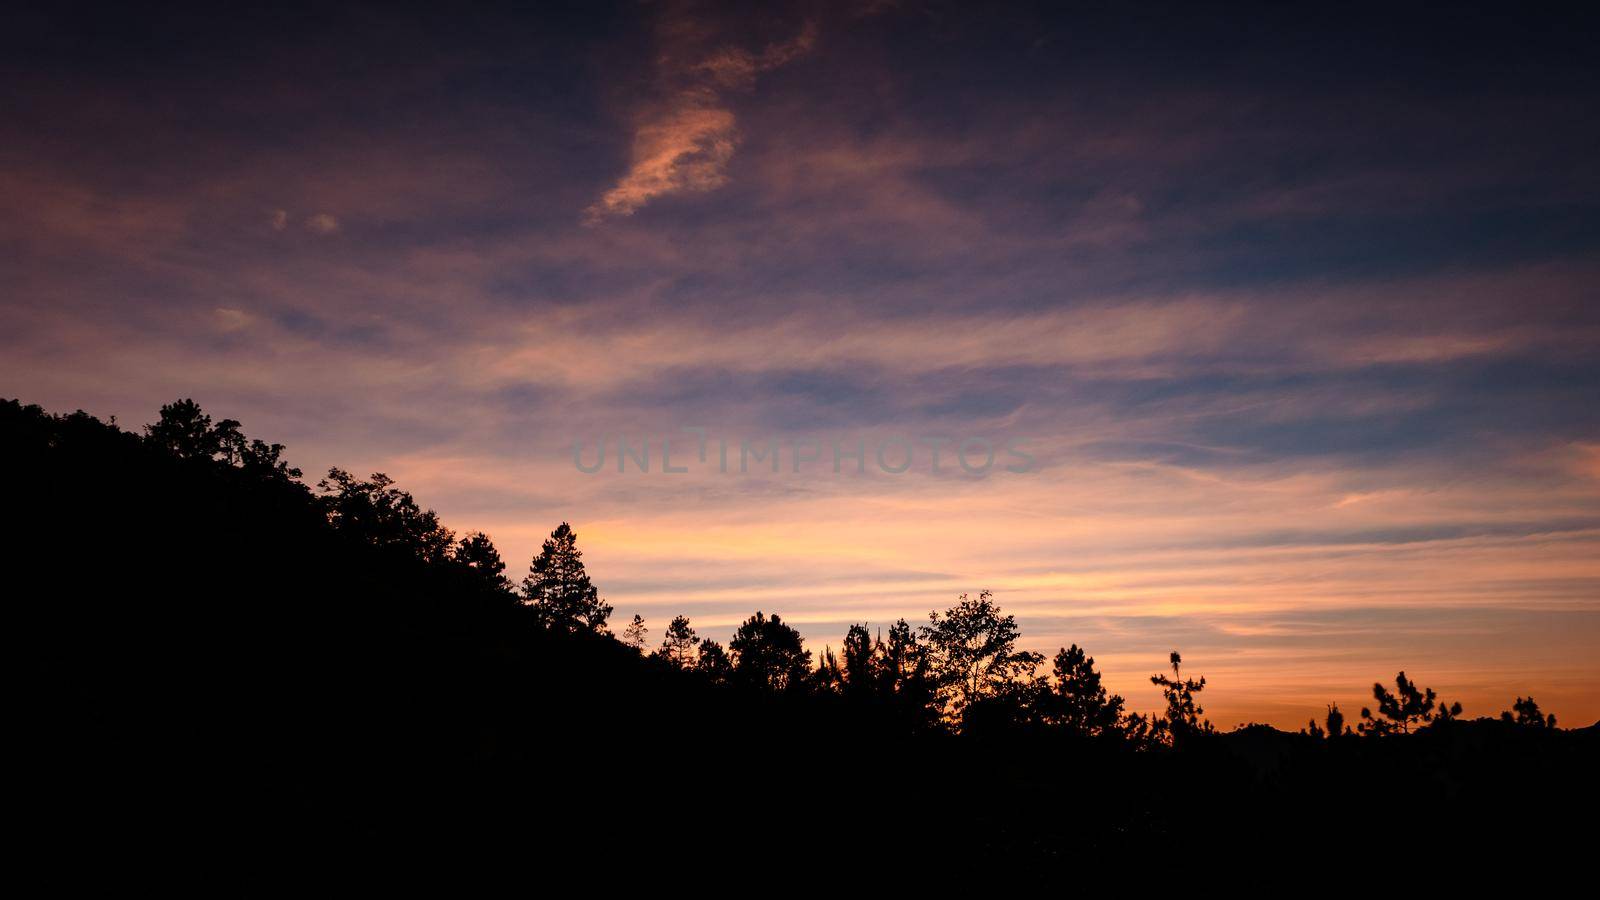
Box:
7, 398, 1595, 877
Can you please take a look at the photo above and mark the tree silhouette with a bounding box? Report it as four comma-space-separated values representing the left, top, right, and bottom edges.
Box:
317, 468, 455, 562
146, 399, 301, 479
1359, 672, 1461, 735
1501, 696, 1556, 729
1325, 703, 1346, 738
655, 615, 700, 668
622, 614, 648, 651
1121, 711, 1158, 749
728, 611, 811, 692
521, 522, 612, 633
1047, 644, 1126, 739
236, 436, 302, 480
695, 639, 733, 682
841, 623, 876, 700
1150, 651, 1211, 742
145, 398, 222, 459
1305, 703, 1348, 740
875, 619, 940, 731
814, 646, 843, 692
452, 531, 512, 596
921, 591, 1043, 726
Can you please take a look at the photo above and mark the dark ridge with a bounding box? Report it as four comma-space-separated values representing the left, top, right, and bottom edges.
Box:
6, 397, 1595, 877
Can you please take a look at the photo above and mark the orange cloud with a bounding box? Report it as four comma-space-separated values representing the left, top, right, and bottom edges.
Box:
585, 102, 739, 222
584, 20, 816, 223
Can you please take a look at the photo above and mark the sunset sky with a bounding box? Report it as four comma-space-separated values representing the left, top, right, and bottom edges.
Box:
4, 2, 1597, 728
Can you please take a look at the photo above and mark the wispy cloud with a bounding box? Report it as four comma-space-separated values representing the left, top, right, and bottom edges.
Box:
584, 104, 740, 222
584, 18, 816, 223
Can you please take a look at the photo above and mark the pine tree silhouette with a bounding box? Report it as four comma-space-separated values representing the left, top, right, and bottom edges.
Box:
453, 531, 513, 596
521, 522, 612, 633
655, 615, 700, 668
1049, 644, 1127, 739
1359, 672, 1461, 735
622, 614, 648, 651
1150, 651, 1211, 743
728, 612, 810, 692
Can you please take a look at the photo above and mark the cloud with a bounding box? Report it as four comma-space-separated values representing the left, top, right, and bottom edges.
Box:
690, 20, 817, 89
583, 19, 815, 223
305, 212, 340, 234
584, 103, 739, 222
213, 307, 254, 331
269, 210, 341, 234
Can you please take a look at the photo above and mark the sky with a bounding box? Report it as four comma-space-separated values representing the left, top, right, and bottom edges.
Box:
3, 1, 1598, 729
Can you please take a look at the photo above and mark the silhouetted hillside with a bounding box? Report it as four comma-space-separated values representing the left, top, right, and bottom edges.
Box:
6, 398, 1595, 875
